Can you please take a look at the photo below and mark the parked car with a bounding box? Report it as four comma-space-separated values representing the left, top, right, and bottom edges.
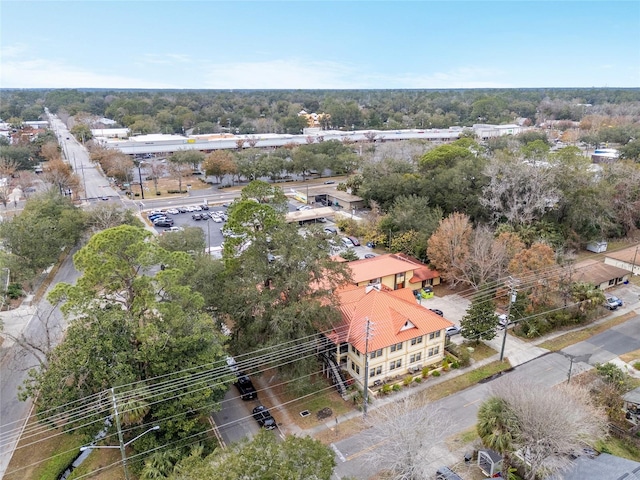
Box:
164, 226, 184, 233
497, 313, 509, 328
252, 405, 276, 430
177, 206, 187, 213
297, 205, 312, 211
201, 204, 209, 210
166, 208, 180, 215
341, 237, 354, 248
436, 466, 463, 480
445, 325, 462, 336
210, 215, 223, 223
430, 308, 444, 317
605, 295, 621, 310
234, 373, 257, 400
324, 226, 338, 235
154, 219, 174, 227
348, 236, 361, 246
364, 254, 376, 259
192, 213, 203, 221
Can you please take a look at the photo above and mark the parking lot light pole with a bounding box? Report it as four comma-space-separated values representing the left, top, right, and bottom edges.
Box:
137, 161, 146, 200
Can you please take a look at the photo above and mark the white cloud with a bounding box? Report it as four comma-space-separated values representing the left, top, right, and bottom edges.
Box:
0, 56, 178, 89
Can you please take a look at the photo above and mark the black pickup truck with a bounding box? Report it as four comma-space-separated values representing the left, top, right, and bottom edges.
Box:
234, 373, 257, 400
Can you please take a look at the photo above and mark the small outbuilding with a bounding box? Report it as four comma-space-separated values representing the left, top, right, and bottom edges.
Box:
478, 449, 503, 477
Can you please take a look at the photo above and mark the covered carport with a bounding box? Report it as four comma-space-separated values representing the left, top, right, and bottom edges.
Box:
285, 207, 335, 224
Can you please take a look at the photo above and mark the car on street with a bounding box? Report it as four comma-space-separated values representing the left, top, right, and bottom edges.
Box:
234, 373, 257, 400
445, 325, 462, 336
252, 405, 276, 430
430, 308, 444, 316
154, 219, 174, 227
498, 313, 509, 328
348, 236, 361, 246
324, 180, 335, 184
364, 253, 376, 259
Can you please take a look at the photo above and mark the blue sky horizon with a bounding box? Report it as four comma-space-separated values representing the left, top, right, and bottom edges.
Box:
1, 1, 639, 90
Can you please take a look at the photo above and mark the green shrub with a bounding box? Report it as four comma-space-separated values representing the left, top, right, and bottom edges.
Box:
414, 377, 422, 384
156, 191, 161, 195
431, 370, 441, 377
442, 358, 450, 371
392, 384, 401, 392
421, 366, 430, 378
7, 283, 23, 299
633, 362, 640, 371
167, 189, 188, 194
380, 384, 392, 395
403, 375, 413, 386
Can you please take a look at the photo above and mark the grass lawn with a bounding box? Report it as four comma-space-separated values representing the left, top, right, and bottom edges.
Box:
5, 416, 87, 480
596, 436, 640, 462
423, 361, 512, 402
538, 311, 638, 351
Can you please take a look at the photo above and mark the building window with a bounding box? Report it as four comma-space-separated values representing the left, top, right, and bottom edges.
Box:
410, 353, 422, 363
370, 348, 383, 359
355, 365, 360, 375
370, 369, 376, 378
609, 279, 615, 286
390, 359, 403, 370
428, 346, 440, 357
390, 342, 403, 353
369, 278, 381, 285
429, 331, 441, 340
411, 336, 423, 346
351, 361, 355, 370
376, 366, 382, 375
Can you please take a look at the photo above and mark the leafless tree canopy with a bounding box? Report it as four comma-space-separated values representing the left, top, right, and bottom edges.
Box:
362, 397, 452, 480
489, 378, 608, 480
481, 154, 560, 226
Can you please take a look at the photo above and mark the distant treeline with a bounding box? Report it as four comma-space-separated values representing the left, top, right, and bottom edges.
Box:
1, 88, 639, 136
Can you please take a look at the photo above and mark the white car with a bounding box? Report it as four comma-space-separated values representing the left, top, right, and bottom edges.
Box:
192, 205, 203, 211
164, 226, 184, 233
211, 216, 223, 223
297, 205, 312, 211
185, 205, 196, 212
166, 208, 180, 215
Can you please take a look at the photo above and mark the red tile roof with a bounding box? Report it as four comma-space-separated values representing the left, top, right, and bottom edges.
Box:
330, 284, 452, 353
348, 253, 438, 284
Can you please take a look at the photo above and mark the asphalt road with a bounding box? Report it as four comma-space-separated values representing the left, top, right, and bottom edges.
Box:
331, 312, 640, 479
47, 110, 119, 201
0, 250, 80, 477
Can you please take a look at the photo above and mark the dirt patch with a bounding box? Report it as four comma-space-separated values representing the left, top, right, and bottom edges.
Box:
621, 349, 640, 364
129, 174, 214, 200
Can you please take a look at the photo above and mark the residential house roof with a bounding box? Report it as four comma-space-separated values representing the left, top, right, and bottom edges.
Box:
545, 452, 640, 480
348, 253, 439, 285
606, 245, 640, 265
572, 259, 629, 285
329, 283, 452, 352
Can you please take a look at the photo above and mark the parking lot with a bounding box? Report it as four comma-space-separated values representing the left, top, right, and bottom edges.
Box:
146, 200, 378, 260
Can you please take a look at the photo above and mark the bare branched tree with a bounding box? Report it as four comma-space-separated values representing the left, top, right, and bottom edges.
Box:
1, 302, 66, 373
481, 154, 560, 226
480, 378, 608, 480
362, 397, 452, 480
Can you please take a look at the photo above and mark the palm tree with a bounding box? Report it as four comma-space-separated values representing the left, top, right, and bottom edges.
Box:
571, 281, 605, 314
477, 396, 517, 480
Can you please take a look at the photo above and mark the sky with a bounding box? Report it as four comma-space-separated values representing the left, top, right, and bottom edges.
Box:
1, 1, 639, 89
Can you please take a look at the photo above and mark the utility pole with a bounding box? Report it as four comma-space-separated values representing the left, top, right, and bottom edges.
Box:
632, 246, 639, 276
362, 318, 374, 418
499, 278, 517, 362
111, 387, 129, 480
